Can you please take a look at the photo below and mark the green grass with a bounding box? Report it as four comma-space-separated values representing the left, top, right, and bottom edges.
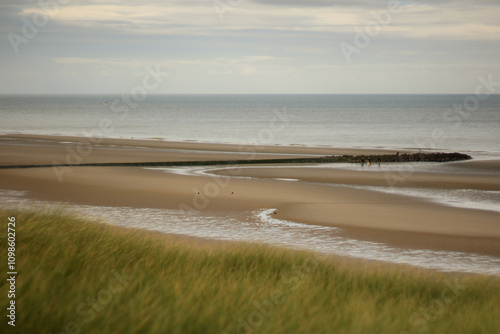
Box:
1, 208, 499, 334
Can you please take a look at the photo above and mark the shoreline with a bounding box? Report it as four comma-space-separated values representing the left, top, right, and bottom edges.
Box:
0, 133, 410, 155
3, 132, 499, 159
1, 134, 500, 263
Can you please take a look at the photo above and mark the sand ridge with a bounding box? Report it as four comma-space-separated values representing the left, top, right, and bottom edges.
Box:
1, 135, 499, 257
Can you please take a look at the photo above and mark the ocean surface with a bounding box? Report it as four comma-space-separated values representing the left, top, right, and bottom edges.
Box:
1, 94, 499, 158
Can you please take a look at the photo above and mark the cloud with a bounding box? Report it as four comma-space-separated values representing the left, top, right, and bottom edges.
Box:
3, 0, 499, 41
250, 0, 498, 7
1, 0, 499, 94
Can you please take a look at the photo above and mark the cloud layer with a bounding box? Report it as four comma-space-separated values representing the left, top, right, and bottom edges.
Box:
1, 0, 499, 93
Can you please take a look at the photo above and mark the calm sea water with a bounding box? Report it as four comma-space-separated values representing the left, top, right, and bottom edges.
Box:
1, 94, 499, 157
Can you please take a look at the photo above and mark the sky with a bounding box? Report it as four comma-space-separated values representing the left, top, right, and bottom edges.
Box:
0, 0, 499, 94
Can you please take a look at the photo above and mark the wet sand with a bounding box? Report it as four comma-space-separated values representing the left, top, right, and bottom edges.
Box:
0, 134, 402, 166
1, 134, 499, 258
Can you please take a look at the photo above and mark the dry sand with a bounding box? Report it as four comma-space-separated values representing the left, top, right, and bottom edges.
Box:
1, 134, 499, 257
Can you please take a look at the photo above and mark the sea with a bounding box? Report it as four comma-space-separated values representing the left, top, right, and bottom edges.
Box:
1, 94, 500, 275
1, 94, 499, 158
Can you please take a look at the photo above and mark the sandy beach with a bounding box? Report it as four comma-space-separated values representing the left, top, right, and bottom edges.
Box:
1, 134, 500, 259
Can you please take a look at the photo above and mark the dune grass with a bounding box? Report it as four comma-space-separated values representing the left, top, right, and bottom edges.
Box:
1, 208, 499, 334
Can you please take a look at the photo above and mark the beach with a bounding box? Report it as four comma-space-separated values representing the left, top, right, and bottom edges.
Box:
1, 134, 500, 264
3, 2, 500, 331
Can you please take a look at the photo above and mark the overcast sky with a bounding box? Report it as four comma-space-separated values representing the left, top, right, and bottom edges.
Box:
1, 0, 499, 94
